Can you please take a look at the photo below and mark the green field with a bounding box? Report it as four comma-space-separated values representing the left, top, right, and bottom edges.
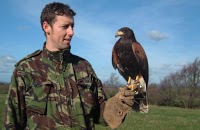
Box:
96, 105, 200, 130
1, 94, 200, 130
0, 94, 7, 128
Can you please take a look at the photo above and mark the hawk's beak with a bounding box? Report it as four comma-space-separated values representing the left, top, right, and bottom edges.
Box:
115, 31, 124, 37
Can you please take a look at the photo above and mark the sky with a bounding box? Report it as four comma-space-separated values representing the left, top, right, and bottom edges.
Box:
0, 0, 200, 84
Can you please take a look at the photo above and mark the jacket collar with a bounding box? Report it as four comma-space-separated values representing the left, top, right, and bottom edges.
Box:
42, 43, 72, 71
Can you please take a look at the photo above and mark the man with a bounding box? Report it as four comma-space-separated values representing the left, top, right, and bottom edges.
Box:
3, 2, 136, 130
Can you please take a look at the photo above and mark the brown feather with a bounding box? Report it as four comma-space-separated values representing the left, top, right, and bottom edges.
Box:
112, 27, 149, 85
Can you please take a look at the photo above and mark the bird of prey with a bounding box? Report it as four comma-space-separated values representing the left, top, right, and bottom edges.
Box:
112, 27, 149, 113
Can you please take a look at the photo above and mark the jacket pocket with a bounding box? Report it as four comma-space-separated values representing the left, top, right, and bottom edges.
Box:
77, 76, 97, 106
25, 81, 52, 115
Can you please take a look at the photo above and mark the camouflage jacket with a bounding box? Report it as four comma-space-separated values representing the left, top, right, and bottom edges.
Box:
3, 45, 107, 130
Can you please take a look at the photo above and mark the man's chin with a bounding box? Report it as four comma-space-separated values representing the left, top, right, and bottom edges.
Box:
60, 45, 71, 50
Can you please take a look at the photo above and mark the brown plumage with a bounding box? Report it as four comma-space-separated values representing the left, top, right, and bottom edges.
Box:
112, 27, 149, 112
112, 27, 149, 85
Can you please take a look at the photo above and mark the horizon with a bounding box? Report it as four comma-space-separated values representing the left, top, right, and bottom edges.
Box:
0, 0, 200, 84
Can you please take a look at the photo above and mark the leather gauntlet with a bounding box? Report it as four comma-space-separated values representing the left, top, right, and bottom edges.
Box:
103, 87, 135, 129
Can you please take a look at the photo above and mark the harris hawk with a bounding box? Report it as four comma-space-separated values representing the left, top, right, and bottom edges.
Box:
112, 27, 149, 113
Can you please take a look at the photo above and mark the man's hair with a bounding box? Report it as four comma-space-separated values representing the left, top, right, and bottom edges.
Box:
40, 2, 76, 31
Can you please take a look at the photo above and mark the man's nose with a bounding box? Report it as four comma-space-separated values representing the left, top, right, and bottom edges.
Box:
67, 26, 74, 36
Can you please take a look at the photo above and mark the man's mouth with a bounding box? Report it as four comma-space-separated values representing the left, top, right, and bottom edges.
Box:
64, 39, 71, 42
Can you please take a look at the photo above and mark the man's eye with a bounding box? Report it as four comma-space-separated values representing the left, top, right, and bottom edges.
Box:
62, 24, 74, 29
62, 25, 69, 29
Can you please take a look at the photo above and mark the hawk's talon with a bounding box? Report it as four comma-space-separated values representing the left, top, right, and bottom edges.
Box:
126, 76, 141, 91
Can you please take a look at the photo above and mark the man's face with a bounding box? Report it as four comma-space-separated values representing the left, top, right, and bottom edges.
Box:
44, 15, 74, 51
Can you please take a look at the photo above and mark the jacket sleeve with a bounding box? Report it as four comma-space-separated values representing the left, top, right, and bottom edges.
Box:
93, 76, 107, 125
83, 61, 108, 125
2, 68, 27, 130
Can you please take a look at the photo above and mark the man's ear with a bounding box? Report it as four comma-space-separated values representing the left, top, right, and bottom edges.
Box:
43, 21, 51, 35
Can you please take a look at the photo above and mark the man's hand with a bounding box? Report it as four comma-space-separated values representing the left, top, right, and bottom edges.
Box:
103, 86, 135, 129
117, 87, 135, 107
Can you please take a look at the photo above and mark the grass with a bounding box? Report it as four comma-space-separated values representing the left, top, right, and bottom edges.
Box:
96, 105, 200, 130
0, 94, 7, 128
1, 94, 200, 130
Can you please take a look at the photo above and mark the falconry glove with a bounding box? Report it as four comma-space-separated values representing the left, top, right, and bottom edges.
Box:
103, 87, 135, 129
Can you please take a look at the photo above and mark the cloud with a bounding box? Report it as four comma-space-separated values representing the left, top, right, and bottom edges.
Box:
148, 30, 169, 41
0, 56, 17, 73
149, 63, 182, 83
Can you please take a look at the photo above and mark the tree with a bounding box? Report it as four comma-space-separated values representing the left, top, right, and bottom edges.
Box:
103, 73, 122, 98
104, 73, 121, 87
158, 57, 200, 108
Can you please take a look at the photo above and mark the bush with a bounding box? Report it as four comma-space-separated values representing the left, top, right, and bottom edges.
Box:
0, 83, 9, 94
